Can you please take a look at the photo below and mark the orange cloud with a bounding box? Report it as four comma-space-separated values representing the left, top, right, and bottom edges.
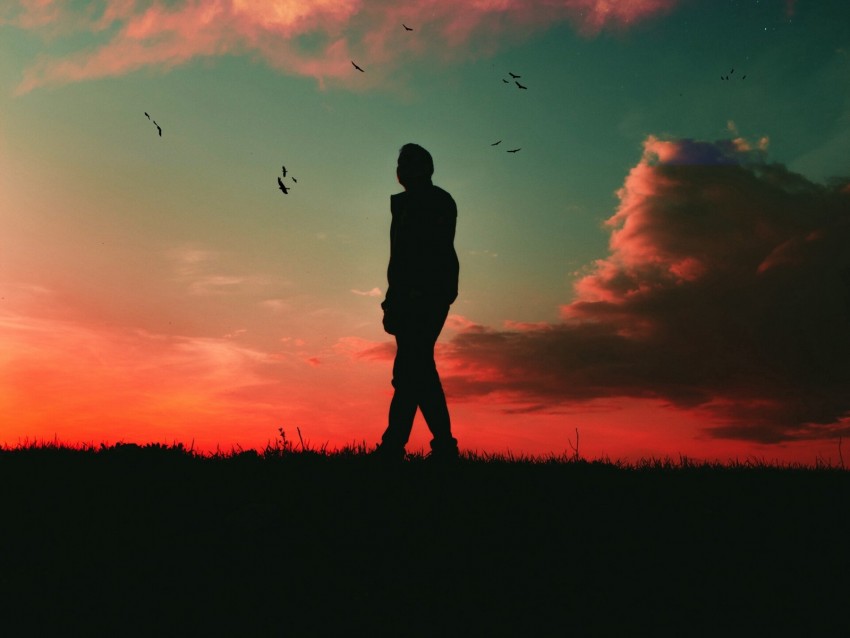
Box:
1, 310, 273, 439
0, 282, 323, 447
0, 281, 410, 451
6, 0, 681, 94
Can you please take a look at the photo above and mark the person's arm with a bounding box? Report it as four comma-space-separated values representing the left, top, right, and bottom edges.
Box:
429, 194, 458, 303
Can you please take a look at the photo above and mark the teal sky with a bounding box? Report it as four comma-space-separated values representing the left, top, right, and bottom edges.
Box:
2, 0, 850, 461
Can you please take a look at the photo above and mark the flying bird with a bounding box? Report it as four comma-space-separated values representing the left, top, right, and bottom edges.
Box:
507, 148, 521, 153
491, 140, 502, 146
277, 177, 289, 194
281, 165, 287, 177
403, 24, 413, 31
742, 75, 747, 80
502, 78, 509, 83
515, 81, 527, 90
730, 69, 734, 74
508, 72, 521, 78
291, 177, 297, 183
144, 112, 150, 119
351, 60, 365, 72
153, 120, 162, 136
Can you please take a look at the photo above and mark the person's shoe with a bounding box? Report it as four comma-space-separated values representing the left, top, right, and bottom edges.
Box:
426, 437, 459, 464
369, 443, 406, 464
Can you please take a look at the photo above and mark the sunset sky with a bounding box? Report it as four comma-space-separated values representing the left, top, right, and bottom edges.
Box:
2, 0, 850, 463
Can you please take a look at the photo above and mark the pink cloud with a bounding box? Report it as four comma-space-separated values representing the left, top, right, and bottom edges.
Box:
6, 0, 681, 94
439, 135, 850, 444
561, 0, 680, 35
2, 0, 63, 30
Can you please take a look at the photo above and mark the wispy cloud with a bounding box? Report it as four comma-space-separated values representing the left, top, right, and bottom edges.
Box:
351, 287, 382, 297
167, 244, 272, 296
5, 0, 681, 94
0, 303, 279, 439
335, 335, 394, 362
0, 279, 375, 448
438, 135, 850, 443
185, 274, 267, 296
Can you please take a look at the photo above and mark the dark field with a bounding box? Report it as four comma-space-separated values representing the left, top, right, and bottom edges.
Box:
1, 442, 848, 636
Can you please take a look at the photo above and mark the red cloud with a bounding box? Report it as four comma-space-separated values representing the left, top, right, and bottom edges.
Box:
5, 0, 680, 94
443, 136, 850, 443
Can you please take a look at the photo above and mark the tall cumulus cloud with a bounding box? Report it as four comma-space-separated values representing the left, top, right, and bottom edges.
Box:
444, 136, 850, 443
3, 0, 679, 94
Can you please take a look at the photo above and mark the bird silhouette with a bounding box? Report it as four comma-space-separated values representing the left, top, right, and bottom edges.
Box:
277, 177, 289, 194
515, 81, 527, 90
351, 61, 365, 72
403, 24, 413, 31
491, 140, 502, 146
507, 148, 521, 153
742, 75, 747, 80
502, 78, 509, 83
730, 69, 734, 74
144, 112, 150, 120
153, 120, 162, 136
281, 165, 287, 177
291, 177, 297, 183
508, 72, 521, 78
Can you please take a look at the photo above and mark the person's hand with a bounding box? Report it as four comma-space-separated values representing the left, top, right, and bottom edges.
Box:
381, 299, 399, 335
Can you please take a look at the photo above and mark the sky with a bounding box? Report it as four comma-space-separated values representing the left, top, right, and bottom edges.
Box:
2, 0, 850, 463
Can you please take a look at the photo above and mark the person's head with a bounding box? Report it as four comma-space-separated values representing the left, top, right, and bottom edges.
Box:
396, 143, 433, 189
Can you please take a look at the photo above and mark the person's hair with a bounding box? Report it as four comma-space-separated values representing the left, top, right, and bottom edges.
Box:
397, 143, 433, 188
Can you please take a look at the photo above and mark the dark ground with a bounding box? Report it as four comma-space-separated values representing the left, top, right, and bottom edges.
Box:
1, 444, 848, 636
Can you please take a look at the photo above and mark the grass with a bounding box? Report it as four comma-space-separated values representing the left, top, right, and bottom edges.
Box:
1, 436, 849, 635
5, 430, 846, 470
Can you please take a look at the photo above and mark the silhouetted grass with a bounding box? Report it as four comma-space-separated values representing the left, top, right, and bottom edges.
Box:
1, 437, 848, 635
4, 435, 845, 470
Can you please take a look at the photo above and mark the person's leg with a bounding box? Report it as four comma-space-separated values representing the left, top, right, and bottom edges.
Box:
380, 302, 457, 457
413, 305, 457, 456
379, 333, 418, 453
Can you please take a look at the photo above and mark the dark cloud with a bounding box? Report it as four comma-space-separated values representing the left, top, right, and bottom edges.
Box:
443, 136, 850, 443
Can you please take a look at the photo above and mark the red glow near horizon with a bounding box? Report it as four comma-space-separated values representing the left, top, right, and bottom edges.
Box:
0, 297, 843, 466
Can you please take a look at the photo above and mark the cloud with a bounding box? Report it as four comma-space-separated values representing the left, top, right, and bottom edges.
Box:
334, 335, 394, 362
5, 0, 681, 94
167, 244, 272, 296
441, 135, 850, 443
261, 298, 292, 314
351, 287, 382, 297
0, 300, 280, 436
0, 281, 369, 449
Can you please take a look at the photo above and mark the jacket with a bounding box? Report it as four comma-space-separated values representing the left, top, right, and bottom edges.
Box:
385, 183, 459, 306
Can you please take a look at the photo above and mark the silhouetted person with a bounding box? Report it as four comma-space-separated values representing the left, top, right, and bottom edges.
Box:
374, 143, 460, 463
